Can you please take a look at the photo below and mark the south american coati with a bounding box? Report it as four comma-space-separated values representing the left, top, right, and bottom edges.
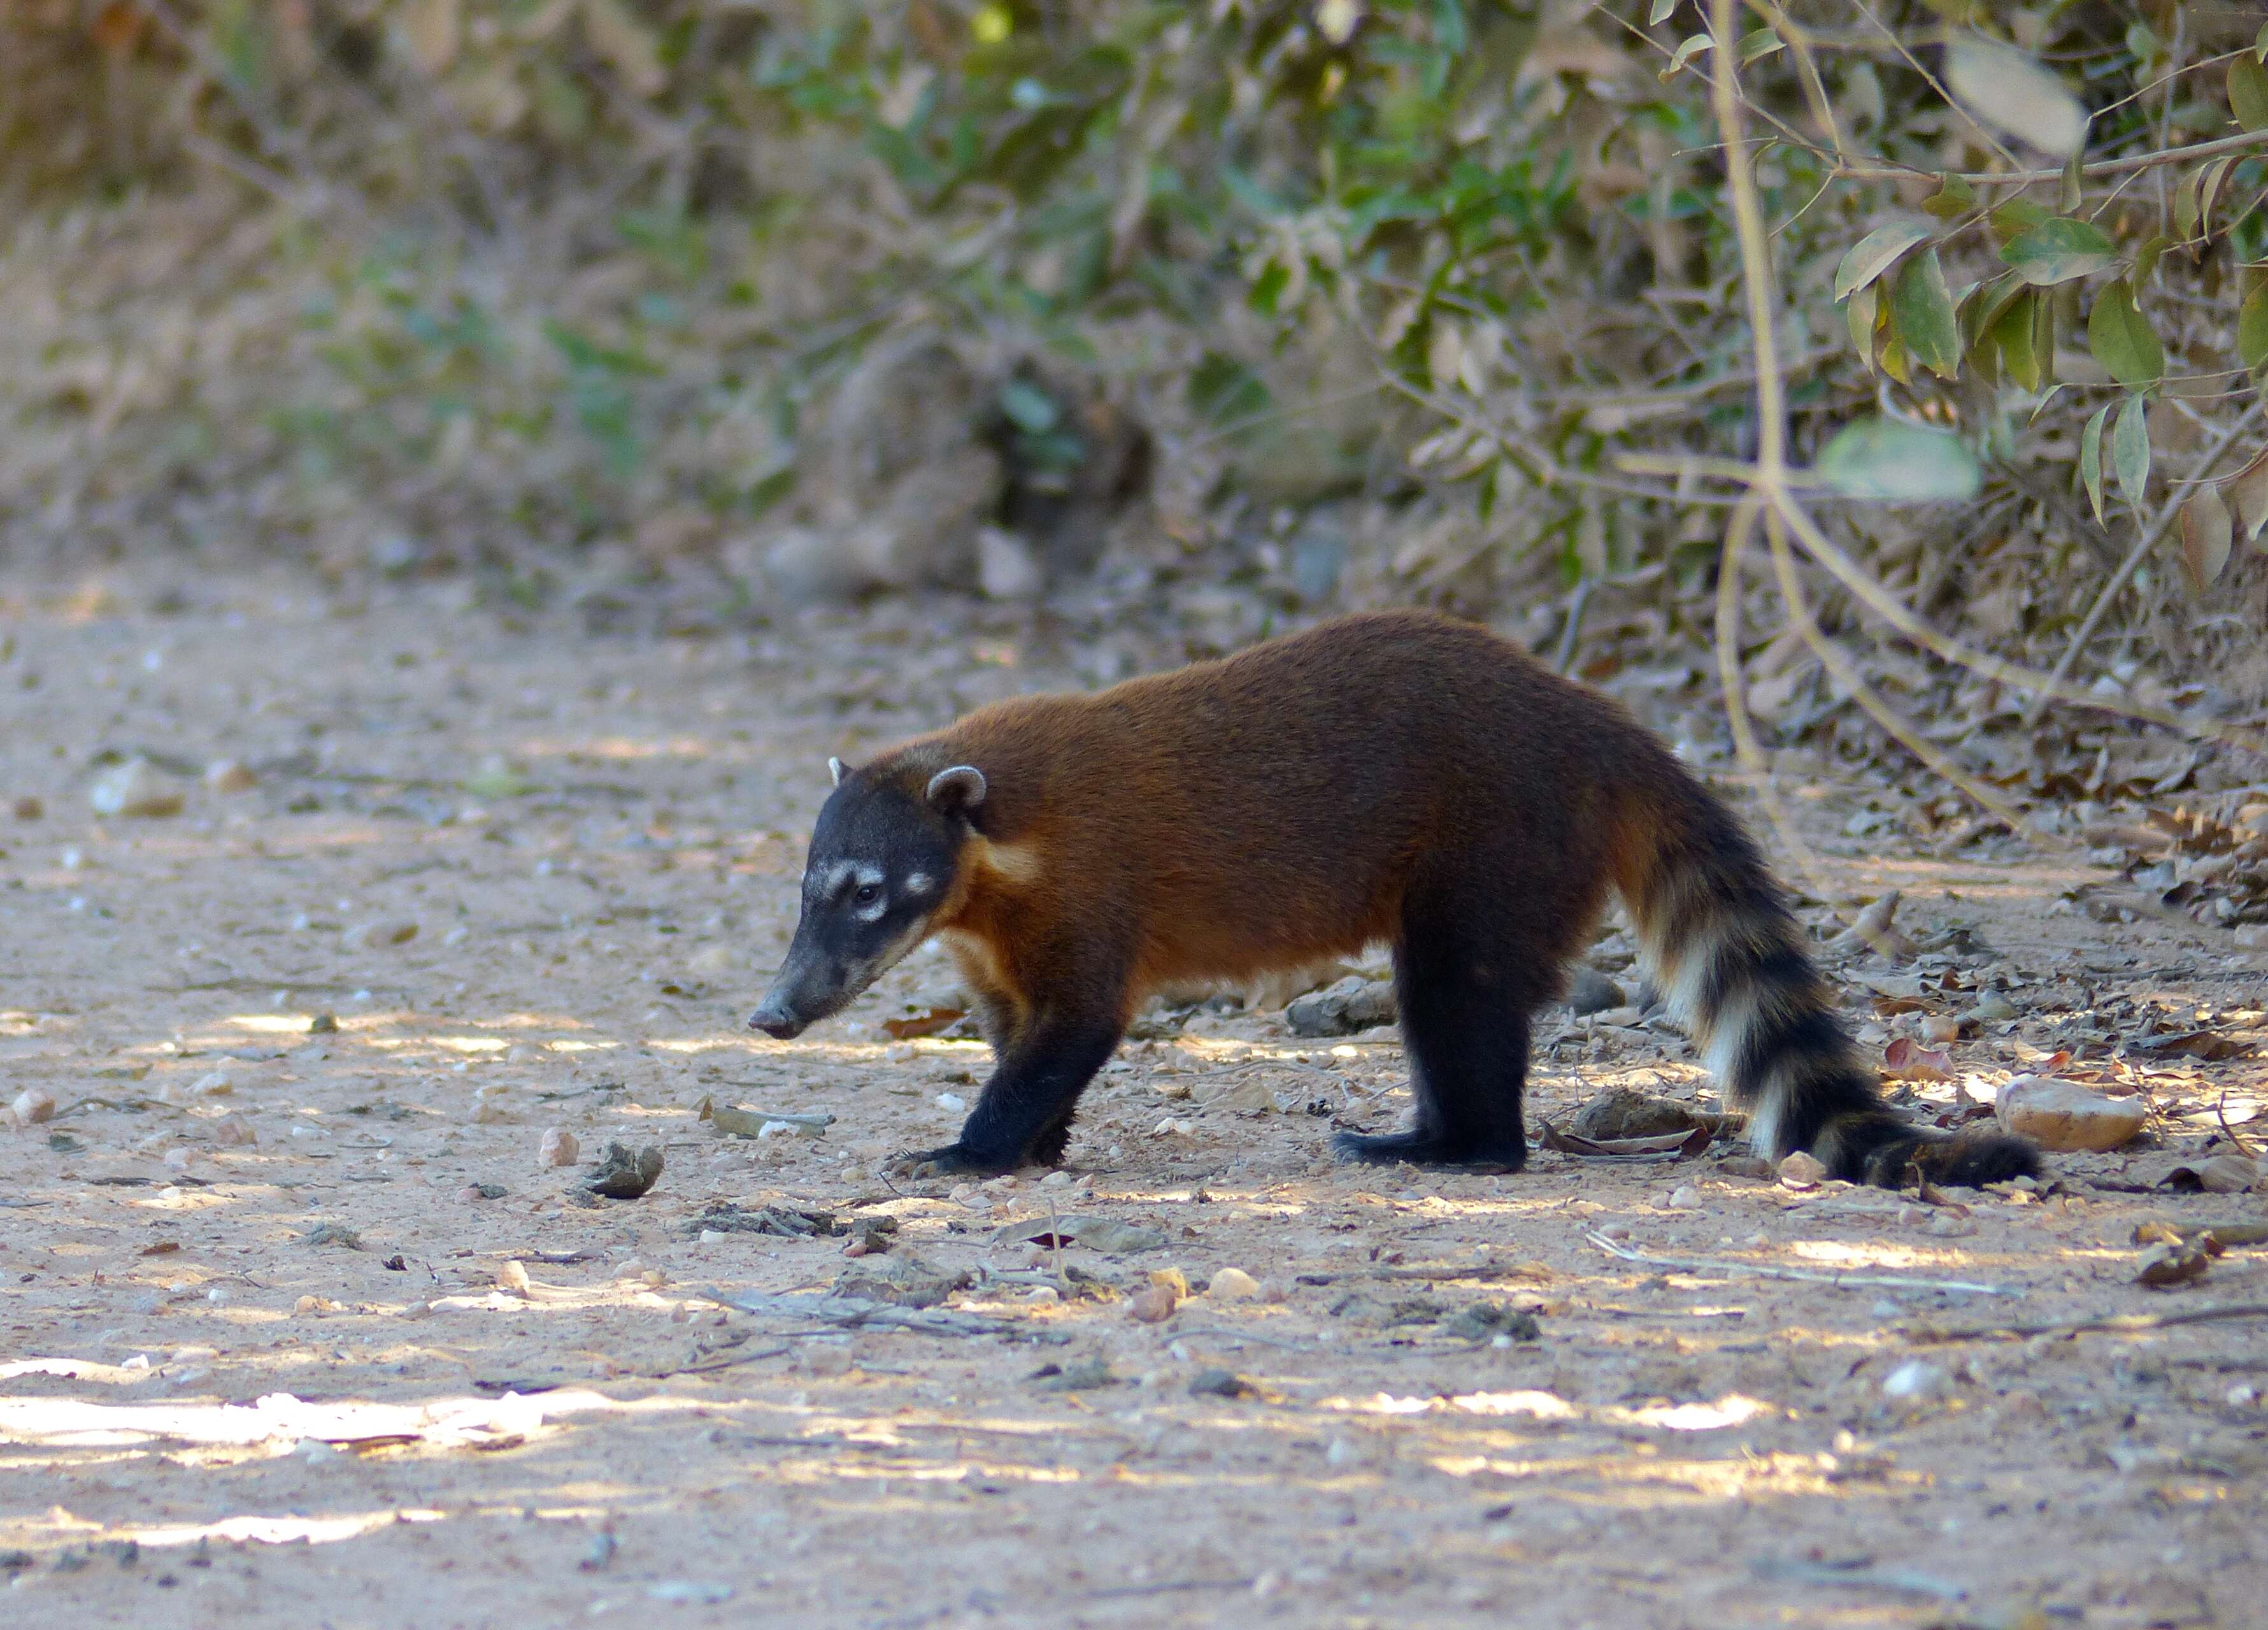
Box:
750, 610, 2038, 1188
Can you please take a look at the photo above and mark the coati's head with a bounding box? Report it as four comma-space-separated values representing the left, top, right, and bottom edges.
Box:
748, 757, 985, 1040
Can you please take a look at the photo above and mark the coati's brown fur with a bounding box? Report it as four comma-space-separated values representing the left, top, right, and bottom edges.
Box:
752, 610, 2038, 1187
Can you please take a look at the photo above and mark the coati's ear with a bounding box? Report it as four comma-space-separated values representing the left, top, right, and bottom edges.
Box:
828, 757, 846, 788
925, 764, 987, 817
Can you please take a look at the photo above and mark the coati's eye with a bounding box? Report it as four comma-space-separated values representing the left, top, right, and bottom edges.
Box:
853, 883, 881, 907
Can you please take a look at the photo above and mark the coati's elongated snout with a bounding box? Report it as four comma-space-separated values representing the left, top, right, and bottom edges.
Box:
748, 759, 986, 1039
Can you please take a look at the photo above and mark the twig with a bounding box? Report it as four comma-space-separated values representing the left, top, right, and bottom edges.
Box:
638, 1345, 792, 1379
1168, 1326, 1309, 1351
2026, 399, 2267, 728
1904, 1302, 2268, 1346
1587, 1232, 2021, 1298
1765, 510, 2043, 838
2216, 1091, 2262, 1159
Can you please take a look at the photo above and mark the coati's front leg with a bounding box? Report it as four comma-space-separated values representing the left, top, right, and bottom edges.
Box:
897, 1009, 1124, 1176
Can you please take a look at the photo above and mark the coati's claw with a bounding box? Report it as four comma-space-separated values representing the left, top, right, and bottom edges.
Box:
888, 1142, 1008, 1180
1330, 1129, 1527, 1174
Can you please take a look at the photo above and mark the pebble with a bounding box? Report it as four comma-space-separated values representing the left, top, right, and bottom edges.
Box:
1664, 1185, 1702, 1210
190, 1071, 232, 1097
10, 1087, 56, 1126
213, 1114, 256, 1147
89, 757, 183, 818
1126, 1283, 1181, 1324
1995, 1075, 2146, 1152
345, 919, 419, 950
11, 795, 41, 820
935, 1092, 967, 1113
1881, 1359, 1949, 1401
1969, 992, 2018, 1022
204, 759, 257, 794
1778, 1151, 1828, 1189
1206, 1266, 1260, 1300
308, 1013, 339, 1034
1024, 1285, 1060, 1305
497, 1260, 532, 1294
539, 1127, 578, 1168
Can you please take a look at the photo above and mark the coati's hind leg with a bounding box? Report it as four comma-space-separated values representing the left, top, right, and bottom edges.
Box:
1332, 913, 1539, 1173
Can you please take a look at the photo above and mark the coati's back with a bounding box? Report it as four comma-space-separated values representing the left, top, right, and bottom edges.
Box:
902, 610, 1658, 990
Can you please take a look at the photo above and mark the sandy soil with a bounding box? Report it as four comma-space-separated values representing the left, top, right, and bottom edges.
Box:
1, 574, 2263, 1630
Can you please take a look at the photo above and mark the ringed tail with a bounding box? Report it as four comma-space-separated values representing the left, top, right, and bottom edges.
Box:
1612, 778, 2038, 1189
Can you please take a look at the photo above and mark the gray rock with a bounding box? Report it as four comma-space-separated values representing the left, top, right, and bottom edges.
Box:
584, 1141, 664, 1199
1564, 967, 1627, 1016
1286, 975, 1399, 1037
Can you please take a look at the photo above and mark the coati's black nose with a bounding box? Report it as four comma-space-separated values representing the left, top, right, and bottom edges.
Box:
748, 1002, 803, 1040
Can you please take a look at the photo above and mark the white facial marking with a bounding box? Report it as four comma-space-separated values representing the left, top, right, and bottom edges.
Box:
905, 872, 934, 896
854, 864, 884, 889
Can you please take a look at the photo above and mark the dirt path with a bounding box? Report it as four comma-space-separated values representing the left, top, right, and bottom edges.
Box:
1, 576, 2262, 1629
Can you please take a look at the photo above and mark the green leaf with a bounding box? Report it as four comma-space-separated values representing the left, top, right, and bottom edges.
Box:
2112, 394, 2152, 513
2232, 57, 2268, 133
1648, 0, 1680, 24
2200, 155, 2241, 237
1834, 221, 1934, 301
1990, 289, 2042, 391
1660, 32, 1711, 79
1815, 417, 1981, 503
1738, 26, 1783, 64
2088, 278, 2164, 389
1846, 280, 1880, 373
2176, 164, 2204, 241
1889, 248, 1962, 379
2240, 284, 2268, 371
1922, 173, 1976, 220
2079, 403, 2111, 525
2000, 217, 2120, 285
2132, 234, 2168, 287
1989, 198, 2052, 247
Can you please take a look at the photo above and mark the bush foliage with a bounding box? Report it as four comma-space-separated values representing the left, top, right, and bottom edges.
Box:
4, 2, 2266, 678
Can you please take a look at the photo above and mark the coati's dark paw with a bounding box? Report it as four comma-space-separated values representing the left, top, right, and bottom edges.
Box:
888, 1141, 1015, 1180
1330, 1129, 1527, 1174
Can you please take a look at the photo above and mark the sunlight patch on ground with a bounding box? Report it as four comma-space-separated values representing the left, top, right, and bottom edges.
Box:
131, 1508, 451, 1548
0, 1387, 704, 1455
1788, 1240, 1937, 1271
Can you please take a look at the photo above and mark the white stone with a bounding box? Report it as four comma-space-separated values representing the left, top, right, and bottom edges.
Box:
1206, 1267, 1260, 1301
10, 1087, 56, 1127
89, 757, 183, 818
204, 759, 257, 794
976, 526, 1045, 601
1995, 1075, 2146, 1152
538, 1127, 578, 1167
1881, 1359, 1949, 1401
1778, 1150, 1829, 1189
